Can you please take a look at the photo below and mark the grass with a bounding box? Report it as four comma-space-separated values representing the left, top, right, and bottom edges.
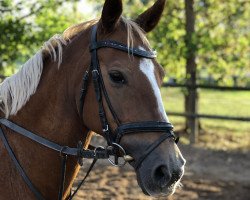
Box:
161, 87, 250, 152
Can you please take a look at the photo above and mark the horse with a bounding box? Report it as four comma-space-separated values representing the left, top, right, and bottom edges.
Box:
0, 0, 185, 199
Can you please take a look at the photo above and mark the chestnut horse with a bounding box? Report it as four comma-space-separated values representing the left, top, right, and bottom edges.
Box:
0, 0, 185, 199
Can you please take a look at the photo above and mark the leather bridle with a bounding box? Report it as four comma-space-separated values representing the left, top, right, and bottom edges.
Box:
0, 24, 178, 200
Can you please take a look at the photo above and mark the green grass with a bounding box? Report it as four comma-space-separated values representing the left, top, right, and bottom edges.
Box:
161, 88, 250, 151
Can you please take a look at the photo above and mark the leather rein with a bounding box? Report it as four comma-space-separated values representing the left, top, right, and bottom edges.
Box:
0, 24, 178, 200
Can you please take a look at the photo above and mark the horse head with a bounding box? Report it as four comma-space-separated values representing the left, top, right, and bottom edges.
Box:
73, 0, 186, 197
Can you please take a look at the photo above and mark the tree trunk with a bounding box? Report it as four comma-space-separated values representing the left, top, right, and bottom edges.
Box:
184, 0, 198, 144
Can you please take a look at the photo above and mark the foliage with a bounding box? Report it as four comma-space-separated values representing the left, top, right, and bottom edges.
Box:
195, 0, 250, 86
89, 0, 250, 86
0, 0, 85, 75
0, 0, 249, 85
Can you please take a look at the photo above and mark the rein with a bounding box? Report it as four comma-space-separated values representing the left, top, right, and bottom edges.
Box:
0, 24, 178, 199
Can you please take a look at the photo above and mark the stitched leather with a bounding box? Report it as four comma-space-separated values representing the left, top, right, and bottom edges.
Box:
114, 121, 174, 143
0, 118, 78, 156
89, 40, 157, 58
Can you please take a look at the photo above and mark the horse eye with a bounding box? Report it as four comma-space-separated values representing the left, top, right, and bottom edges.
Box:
109, 71, 126, 84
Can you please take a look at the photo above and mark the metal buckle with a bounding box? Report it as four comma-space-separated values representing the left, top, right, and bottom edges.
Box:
107, 143, 129, 167
92, 69, 99, 75
102, 125, 109, 133
94, 146, 105, 158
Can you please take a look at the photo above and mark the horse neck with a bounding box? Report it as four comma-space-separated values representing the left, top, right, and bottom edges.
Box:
10, 52, 88, 147
4, 35, 92, 198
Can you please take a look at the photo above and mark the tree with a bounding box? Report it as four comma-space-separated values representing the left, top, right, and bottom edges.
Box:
184, 0, 198, 143
195, 0, 250, 86
0, 0, 85, 75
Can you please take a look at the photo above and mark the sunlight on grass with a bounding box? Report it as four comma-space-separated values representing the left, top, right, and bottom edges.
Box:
161, 87, 250, 151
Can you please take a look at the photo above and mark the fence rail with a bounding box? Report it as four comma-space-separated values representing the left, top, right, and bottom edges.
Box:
162, 83, 250, 91
162, 83, 250, 143
166, 112, 250, 122
163, 83, 250, 122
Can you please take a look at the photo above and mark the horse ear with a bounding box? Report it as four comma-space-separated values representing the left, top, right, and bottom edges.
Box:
135, 0, 166, 33
100, 0, 123, 32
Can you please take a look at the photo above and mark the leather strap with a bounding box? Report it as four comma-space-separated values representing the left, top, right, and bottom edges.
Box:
0, 118, 78, 156
114, 121, 174, 143
58, 155, 67, 200
79, 70, 90, 116
68, 158, 97, 200
0, 118, 112, 160
89, 40, 157, 59
0, 118, 115, 200
90, 25, 121, 126
134, 133, 174, 170
0, 126, 46, 200
90, 25, 115, 144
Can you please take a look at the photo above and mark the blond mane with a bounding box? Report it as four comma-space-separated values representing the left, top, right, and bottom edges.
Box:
0, 17, 150, 118
0, 35, 67, 118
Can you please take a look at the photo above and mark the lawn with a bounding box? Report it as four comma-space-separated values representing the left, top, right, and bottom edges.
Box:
161, 87, 250, 151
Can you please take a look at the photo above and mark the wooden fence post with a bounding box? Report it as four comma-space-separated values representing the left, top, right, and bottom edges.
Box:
185, 0, 199, 144
189, 86, 198, 144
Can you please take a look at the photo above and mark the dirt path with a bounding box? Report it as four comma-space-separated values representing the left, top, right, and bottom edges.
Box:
73, 143, 250, 200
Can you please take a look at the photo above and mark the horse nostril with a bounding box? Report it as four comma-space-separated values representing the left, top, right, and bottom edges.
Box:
153, 165, 171, 188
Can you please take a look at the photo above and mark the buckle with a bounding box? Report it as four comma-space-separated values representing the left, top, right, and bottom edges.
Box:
107, 143, 133, 167
94, 146, 105, 158
91, 69, 99, 80
102, 125, 109, 133
92, 69, 99, 75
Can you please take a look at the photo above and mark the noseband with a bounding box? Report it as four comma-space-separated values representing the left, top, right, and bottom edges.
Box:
0, 24, 178, 200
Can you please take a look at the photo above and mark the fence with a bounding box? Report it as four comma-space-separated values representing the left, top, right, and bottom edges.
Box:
162, 83, 250, 143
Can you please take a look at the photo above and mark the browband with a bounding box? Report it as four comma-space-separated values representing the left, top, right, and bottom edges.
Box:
90, 40, 157, 59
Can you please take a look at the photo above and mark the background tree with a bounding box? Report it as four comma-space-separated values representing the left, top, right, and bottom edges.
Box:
0, 0, 85, 75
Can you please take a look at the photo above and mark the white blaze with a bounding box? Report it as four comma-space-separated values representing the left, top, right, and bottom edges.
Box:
139, 57, 169, 122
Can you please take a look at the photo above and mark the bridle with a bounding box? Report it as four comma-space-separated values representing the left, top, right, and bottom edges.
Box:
0, 24, 178, 200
